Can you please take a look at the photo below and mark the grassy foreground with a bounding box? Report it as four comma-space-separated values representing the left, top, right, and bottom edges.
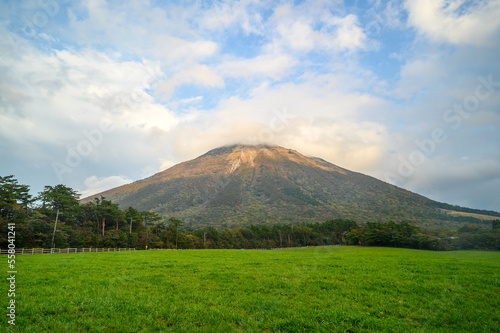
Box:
2, 247, 500, 332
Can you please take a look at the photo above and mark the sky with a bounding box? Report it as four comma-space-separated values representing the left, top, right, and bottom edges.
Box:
0, 0, 499, 211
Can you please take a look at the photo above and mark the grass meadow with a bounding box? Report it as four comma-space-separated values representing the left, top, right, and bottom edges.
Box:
2, 247, 500, 332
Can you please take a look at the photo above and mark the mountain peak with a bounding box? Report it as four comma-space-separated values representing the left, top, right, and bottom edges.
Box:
199, 144, 346, 175
202, 144, 278, 157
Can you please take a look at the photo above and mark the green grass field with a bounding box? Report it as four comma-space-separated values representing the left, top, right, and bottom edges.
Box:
3, 247, 500, 332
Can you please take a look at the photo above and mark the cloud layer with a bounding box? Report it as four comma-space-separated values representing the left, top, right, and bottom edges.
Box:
0, 0, 499, 211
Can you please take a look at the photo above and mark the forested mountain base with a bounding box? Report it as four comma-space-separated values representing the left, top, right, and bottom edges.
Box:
1, 176, 499, 251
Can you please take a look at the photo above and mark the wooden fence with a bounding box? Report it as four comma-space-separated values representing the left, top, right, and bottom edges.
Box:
1, 244, 340, 255
0, 248, 136, 255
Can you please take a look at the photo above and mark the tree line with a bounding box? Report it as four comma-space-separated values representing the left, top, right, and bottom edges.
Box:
1, 176, 499, 251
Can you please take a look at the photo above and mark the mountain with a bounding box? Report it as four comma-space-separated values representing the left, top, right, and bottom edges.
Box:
82, 144, 499, 228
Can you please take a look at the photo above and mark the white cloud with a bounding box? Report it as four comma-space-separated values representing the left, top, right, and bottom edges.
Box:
159, 159, 176, 171
270, 3, 368, 53
165, 74, 391, 174
395, 54, 446, 98
65, 1, 220, 63
155, 62, 224, 99
277, 19, 316, 51
218, 53, 296, 79
278, 119, 388, 171
0, 33, 187, 187
156, 37, 219, 63
80, 175, 132, 198
181, 63, 224, 87
197, 0, 265, 35
405, 0, 500, 45
326, 14, 367, 51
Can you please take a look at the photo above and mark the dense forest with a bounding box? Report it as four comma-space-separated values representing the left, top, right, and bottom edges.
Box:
1, 176, 499, 251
